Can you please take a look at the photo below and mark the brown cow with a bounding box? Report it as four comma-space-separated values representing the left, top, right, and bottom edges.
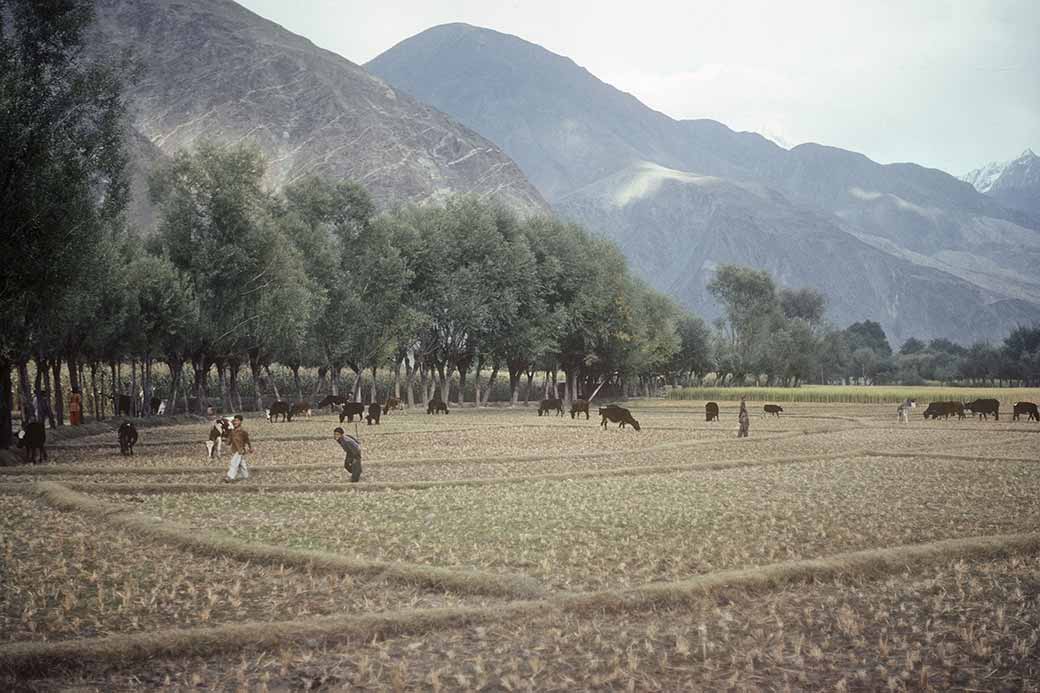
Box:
705, 402, 719, 422
538, 398, 564, 416
570, 399, 590, 420
338, 402, 365, 423
382, 398, 402, 415
1012, 401, 1039, 422
365, 402, 381, 425
763, 404, 783, 417
598, 405, 641, 431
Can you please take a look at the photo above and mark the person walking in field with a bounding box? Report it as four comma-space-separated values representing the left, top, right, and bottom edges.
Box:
223, 415, 252, 483
68, 387, 83, 425
334, 426, 362, 483
737, 397, 750, 438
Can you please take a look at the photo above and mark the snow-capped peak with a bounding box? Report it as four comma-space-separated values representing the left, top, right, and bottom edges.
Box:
962, 148, 1039, 193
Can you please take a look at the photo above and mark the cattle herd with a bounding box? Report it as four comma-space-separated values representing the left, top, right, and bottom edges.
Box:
9, 393, 1039, 465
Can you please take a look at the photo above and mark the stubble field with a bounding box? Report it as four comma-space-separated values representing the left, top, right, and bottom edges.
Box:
2, 399, 1038, 691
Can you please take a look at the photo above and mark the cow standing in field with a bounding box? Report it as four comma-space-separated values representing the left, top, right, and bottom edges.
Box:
427, 399, 449, 415
763, 404, 783, 417
1012, 401, 1039, 422
317, 395, 352, 412
16, 422, 47, 464
599, 405, 641, 431
365, 403, 381, 425
964, 398, 1000, 421
207, 417, 232, 459
538, 398, 564, 417
897, 398, 916, 424
290, 401, 312, 419
705, 402, 719, 422
382, 398, 402, 415
266, 401, 291, 422
118, 421, 138, 456
922, 401, 965, 420
570, 399, 590, 420
339, 402, 365, 423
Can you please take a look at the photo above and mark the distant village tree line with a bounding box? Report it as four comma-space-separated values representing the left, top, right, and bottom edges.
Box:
2, 1, 1038, 450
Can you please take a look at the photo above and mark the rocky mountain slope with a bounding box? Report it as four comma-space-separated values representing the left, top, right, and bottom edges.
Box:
963, 149, 1040, 219
368, 23, 1040, 342
89, 1, 548, 226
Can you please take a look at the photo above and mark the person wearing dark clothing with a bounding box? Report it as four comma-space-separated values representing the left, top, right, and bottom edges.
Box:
34, 390, 56, 429
334, 427, 362, 483
737, 397, 750, 438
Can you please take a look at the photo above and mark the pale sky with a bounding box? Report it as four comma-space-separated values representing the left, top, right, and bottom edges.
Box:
237, 0, 1039, 176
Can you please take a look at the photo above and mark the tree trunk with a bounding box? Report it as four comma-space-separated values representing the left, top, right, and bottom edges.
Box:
404, 354, 416, 408
110, 361, 120, 415
437, 362, 450, 403
290, 365, 302, 401
89, 362, 100, 420
191, 355, 209, 415
166, 357, 181, 416
524, 367, 535, 406
456, 356, 472, 407
17, 360, 33, 422
142, 355, 153, 416
370, 364, 378, 403
216, 360, 230, 414
472, 354, 484, 408
330, 364, 341, 397
0, 359, 12, 449
51, 359, 65, 425
482, 361, 500, 405
131, 359, 139, 417
393, 357, 402, 400
228, 358, 243, 411
67, 352, 81, 395
264, 365, 281, 401
248, 351, 264, 411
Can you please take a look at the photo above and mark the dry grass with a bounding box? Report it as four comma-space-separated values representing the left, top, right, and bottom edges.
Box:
117, 455, 1040, 591
3, 401, 1037, 688
0, 496, 503, 646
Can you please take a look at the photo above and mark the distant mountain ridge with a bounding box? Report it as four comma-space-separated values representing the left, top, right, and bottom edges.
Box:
962, 149, 1040, 219
88, 1, 548, 225
368, 23, 1040, 343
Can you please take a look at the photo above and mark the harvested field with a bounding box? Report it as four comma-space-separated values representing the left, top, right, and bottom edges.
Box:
2, 400, 1037, 689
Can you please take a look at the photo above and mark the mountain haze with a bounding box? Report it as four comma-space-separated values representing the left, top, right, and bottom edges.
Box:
369, 23, 1040, 343
89, 1, 548, 224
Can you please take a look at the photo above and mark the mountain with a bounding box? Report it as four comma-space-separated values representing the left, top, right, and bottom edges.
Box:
368, 23, 1040, 343
87, 1, 548, 227
963, 149, 1040, 219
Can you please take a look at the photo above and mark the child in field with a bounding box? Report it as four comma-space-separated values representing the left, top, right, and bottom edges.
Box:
737, 397, 750, 438
334, 427, 362, 483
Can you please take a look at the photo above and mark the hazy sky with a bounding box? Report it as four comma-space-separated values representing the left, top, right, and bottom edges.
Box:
237, 0, 1039, 175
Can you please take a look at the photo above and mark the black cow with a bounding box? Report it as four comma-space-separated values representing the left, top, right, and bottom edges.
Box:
16, 422, 47, 464
1012, 401, 1039, 422
763, 404, 783, 417
538, 398, 563, 417
570, 399, 590, 420
964, 398, 1000, 421
267, 401, 291, 422
366, 403, 381, 425
382, 398, 402, 415
705, 402, 719, 422
118, 421, 138, 456
339, 402, 365, 423
317, 395, 352, 411
427, 399, 449, 415
598, 405, 641, 431
290, 401, 312, 418
923, 401, 965, 420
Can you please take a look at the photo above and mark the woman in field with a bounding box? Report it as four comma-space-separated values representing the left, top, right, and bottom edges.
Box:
737, 397, 750, 438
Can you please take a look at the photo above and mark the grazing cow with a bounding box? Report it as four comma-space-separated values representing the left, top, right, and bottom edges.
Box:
16, 422, 47, 464
290, 401, 312, 419
923, 401, 965, 420
266, 401, 292, 422
382, 398, 402, 415
705, 402, 720, 422
570, 399, 590, 420
338, 402, 365, 423
897, 398, 916, 424
1012, 401, 1039, 422
763, 404, 783, 417
964, 398, 1000, 421
427, 399, 449, 415
207, 417, 232, 459
598, 405, 641, 431
317, 395, 352, 411
538, 398, 564, 417
366, 403, 381, 425
118, 421, 138, 456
